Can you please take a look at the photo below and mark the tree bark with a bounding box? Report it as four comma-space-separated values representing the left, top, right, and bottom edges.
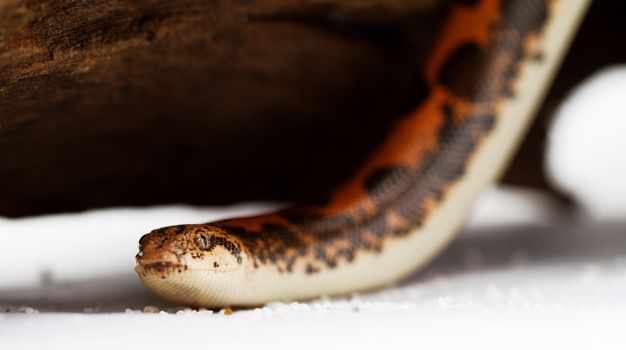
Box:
0, 0, 443, 217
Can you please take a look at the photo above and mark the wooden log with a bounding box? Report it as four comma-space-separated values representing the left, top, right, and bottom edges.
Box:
0, 0, 442, 217
1, 0, 624, 217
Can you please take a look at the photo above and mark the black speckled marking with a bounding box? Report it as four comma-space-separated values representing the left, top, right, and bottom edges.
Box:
439, 0, 549, 102
364, 166, 413, 205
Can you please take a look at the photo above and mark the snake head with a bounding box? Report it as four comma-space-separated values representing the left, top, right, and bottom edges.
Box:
135, 224, 245, 275
135, 225, 247, 305
135, 224, 249, 306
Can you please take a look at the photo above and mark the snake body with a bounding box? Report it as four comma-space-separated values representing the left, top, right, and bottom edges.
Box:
135, 0, 590, 307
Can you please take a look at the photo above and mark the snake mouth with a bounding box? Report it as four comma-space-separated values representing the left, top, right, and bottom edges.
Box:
137, 262, 187, 274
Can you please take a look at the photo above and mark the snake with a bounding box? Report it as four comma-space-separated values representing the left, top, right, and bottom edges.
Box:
135, 0, 591, 308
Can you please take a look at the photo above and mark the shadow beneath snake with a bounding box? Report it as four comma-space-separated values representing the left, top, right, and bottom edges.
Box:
1, 221, 624, 313
398, 221, 626, 287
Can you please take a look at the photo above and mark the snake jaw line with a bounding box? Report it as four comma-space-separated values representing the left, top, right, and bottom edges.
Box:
135, 262, 188, 278
136, 250, 250, 307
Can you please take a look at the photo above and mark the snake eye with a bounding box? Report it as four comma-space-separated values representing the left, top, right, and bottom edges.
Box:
196, 234, 211, 250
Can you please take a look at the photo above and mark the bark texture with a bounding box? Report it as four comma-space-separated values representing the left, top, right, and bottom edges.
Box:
0, 0, 443, 216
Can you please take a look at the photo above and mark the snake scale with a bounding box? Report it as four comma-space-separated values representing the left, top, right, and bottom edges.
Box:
135, 0, 591, 307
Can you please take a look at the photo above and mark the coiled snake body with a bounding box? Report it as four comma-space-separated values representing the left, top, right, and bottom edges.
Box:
135, 0, 591, 307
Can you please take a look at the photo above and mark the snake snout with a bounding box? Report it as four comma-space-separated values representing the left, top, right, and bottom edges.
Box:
135, 227, 191, 275
136, 249, 182, 269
